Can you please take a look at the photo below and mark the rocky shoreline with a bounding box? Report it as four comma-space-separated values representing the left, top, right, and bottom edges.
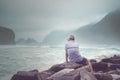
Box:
11, 55, 120, 80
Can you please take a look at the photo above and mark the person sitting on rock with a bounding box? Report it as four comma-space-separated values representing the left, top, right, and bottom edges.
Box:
65, 35, 93, 72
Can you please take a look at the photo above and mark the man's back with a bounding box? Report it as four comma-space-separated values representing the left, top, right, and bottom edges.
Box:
65, 40, 83, 62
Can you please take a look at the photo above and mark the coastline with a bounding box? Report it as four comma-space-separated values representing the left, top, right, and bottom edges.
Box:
11, 55, 120, 80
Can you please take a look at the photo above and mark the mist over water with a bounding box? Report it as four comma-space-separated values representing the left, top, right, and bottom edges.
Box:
0, 1, 120, 80
0, 45, 120, 80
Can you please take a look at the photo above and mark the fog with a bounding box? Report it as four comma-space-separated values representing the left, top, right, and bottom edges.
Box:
0, 0, 120, 42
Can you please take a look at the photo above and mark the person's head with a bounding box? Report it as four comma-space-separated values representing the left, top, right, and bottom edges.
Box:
67, 35, 75, 41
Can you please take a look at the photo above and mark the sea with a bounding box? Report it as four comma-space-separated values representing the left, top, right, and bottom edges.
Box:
0, 45, 120, 80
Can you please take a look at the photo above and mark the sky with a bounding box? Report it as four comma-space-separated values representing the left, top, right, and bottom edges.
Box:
0, 0, 120, 42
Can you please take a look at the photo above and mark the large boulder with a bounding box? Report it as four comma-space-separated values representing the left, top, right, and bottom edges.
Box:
107, 69, 120, 75
11, 70, 39, 80
48, 70, 80, 80
48, 62, 82, 72
111, 74, 120, 80
80, 69, 97, 80
0, 26, 15, 44
92, 62, 109, 72
110, 64, 120, 70
47, 67, 97, 80
101, 58, 120, 64
47, 69, 74, 80
94, 73, 113, 80
37, 70, 54, 80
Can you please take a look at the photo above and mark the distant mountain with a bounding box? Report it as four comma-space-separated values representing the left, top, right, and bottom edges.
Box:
16, 38, 38, 45
74, 10, 120, 45
42, 10, 120, 45
42, 30, 69, 45
0, 26, 15, 45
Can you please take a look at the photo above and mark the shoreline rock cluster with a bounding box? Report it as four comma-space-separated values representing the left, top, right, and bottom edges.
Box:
11, 55, 120, 80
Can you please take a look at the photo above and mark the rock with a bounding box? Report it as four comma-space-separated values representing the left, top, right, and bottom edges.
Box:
111, 74, 120, 80
107, 70, 118, 74
107, 69, 120, 75
92, 62, 109, 72
0, 26, 15, 44
37, 70, 54, 80
29, 69, 39, 72
94, 73, 113, 80
10, 55, 120, 80
80, 69, 97, 80
47, 69, 80, 80
11, 69, 53, 80
51, 72, 80, 80
101, 58, 120, 64
90, 59, 97, 63
10, 63, 81, 80
48, 62, 82, 72
11, 70, 38, 80
53, 67, 88, 80
47, 69, 74, 80
110, 64, 120, 70
92, 62, 120, 72
47, 66, 96, 80
112, 55, 120, 59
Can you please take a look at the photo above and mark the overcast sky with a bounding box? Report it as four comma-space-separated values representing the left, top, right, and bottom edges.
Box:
0, 0, 120, 41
